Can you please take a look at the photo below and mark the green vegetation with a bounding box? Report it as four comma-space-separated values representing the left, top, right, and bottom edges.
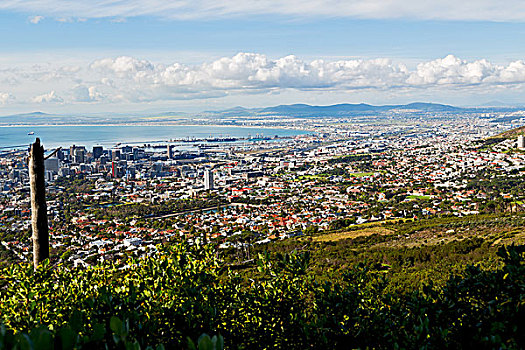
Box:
348, 172, 375, 177
407, 194, 431, 200
1, 238, 524, 349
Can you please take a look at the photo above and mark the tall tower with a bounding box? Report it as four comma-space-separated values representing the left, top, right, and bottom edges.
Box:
518, 135, 525, 150
204, 169, 214, 190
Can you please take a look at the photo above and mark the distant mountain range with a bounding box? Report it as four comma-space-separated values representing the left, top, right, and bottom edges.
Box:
204, 102, 464, 118
1, 102, 524, 125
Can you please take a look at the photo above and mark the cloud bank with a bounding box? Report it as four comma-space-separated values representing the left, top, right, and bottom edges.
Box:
2, 53, 525, 106
1, 0, 525, 21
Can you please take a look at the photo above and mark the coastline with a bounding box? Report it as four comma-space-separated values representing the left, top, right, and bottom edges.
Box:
0, 123, 313, 149
0, 123, 310, 132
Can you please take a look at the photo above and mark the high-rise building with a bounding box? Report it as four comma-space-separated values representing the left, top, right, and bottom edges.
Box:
133, 148, 145, 160
111, 149, 121, 161
204, 169, 214, 190
71, 146, 86, 164
56, 148, 65, 161
518, 135, 525, 149
167, 145, 173, 159
44, 157, 60, 173
93, 146, 104, 159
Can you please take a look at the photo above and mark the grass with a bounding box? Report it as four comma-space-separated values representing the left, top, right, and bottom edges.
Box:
407, 195, 431, 200
348, 172, 375, 177
313, 226, 393, 242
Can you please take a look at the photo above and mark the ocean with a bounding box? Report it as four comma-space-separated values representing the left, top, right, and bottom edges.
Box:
0, 125, 308, 150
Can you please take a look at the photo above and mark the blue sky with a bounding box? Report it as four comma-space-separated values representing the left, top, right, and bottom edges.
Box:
1, 1, 525, 114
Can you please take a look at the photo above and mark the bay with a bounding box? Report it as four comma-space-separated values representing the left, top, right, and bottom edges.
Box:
0, 125, 307, 149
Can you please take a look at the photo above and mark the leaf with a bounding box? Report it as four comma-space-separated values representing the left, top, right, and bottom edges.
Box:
214, 335, 224, 350
91, 323, 106, 342
187, 337, 197, 350
69, 310, 83, 333
198, 334, 213, 350
125, 340, 141, 350
16, 333, 33, 350
29, 327, 53, 350
110, 316, 123, 336
58, 327, 76, 350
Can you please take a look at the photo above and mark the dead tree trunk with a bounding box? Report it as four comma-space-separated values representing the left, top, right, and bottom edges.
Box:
29, 138, 49, 269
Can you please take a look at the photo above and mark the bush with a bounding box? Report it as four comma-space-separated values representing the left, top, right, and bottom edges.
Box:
0, 243, 524, 349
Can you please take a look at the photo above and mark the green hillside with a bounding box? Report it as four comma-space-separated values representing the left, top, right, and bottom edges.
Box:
1, 214, 525, 349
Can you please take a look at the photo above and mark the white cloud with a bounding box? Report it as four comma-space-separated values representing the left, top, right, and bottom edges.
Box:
88, 53, 525, 97
90, 56, 154, 77
28, 15, 44, 24
4, 53, 525, 107
2, 1, 525, 21
0, 92, 14, 104
71, 85, 103, 102
32, 91, 63, 103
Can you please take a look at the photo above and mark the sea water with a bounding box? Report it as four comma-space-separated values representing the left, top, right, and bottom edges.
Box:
0, 125, 308, 149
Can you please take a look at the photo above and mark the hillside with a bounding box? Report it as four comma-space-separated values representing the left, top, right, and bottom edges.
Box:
1, 227, 524, 349
494, 124, 525, 139
210, 102, 465, 118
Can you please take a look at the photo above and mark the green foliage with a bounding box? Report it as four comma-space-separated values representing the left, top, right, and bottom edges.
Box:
187, 334, 224, 350
0, 317, 218, 350
0, 242, 524, 349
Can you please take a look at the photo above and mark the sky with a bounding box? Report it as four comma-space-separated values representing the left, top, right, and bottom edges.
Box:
1, 0, 525, 114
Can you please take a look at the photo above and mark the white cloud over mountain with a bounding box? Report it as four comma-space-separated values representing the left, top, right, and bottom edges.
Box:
1, 0, 525, 21
2, 53, 525, 107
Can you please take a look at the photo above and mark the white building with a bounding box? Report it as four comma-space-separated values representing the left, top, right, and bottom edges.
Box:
518, 135, 525, 149
124, 237, 142, 247
204, 169, 214, 190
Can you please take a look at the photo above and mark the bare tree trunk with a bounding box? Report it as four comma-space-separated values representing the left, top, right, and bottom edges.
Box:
29, 138, 49, 269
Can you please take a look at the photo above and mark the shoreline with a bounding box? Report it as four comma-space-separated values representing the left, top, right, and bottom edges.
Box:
0, 123, 310, 132
0, 124, 314, 149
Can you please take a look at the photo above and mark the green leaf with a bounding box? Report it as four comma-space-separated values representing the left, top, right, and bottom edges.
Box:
16, 333, 33, 350
29, 327, 52, 350
198, 334, 213, 350
215, 335, 224, 350
187, 337, 197, 350
69, 310, 83, 333
125, 340, 141, 350
91, 323, 106, 342
58, 327, 76, 350
110, 316, 123, 336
